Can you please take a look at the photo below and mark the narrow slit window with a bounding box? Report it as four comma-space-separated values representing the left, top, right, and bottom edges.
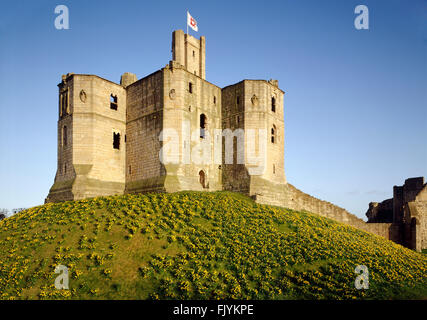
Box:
64, 91, 68, 113
200, 114, 207, 139
272, 97, 276, 112
110, 94, 118, 110
213, 96, 216, 104
237, 96, 240, 105
63, 126, 67, 147
60, 91, 68, 116
189, 82, 193, 94
61, 94, 65, 115
271, 125, 276, 144
113, 132, 120, 149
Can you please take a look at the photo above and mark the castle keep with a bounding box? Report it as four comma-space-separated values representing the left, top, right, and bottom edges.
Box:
46, 30, 426, 251
46, 30, 285, 203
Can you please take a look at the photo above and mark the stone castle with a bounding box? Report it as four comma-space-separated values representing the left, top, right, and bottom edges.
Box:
46, 30, 426, 251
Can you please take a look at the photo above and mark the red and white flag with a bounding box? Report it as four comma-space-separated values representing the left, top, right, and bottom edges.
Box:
187, 11, 198, 32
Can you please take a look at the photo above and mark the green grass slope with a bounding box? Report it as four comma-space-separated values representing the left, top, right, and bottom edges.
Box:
0, 191, 425, 300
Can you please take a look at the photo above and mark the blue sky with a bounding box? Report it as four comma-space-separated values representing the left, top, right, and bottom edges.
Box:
0, 0, 426, 219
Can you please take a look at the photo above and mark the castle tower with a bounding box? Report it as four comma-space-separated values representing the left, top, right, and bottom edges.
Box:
46, 73, 127, 202
123, 30, 221, 194
172, 30, 206, 79
221, 79, 287, 205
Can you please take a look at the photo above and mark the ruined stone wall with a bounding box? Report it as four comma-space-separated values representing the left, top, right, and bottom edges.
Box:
125, 71, 164, 194
281, 184, 392, 239
369, 178, 427, 251
409, 185, 427, 250
366, 198, 393, 223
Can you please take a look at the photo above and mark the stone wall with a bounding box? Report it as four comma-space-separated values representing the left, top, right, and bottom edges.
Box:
366, 178, 427, 251
125, 70, 164, 194
258, 183, 393, 239
221, 81, 249, 193
366, 198, 393, 223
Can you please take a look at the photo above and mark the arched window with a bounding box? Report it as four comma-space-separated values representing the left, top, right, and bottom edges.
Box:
200, 114, 207, 139
63, 126, 67, 147
271, 125, 276, 144
199, 170, 206, 188
271, 97, 276, 112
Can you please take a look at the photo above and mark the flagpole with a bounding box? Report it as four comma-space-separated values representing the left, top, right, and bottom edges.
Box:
186, 11, 188, 35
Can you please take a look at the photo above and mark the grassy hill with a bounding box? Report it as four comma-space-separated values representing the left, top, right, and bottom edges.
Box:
0, 191, 425, 300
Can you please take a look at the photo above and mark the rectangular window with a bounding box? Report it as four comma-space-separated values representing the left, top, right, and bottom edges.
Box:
110, 94, 118, 110
113, 132, 120, 149
189, 82, 193, 94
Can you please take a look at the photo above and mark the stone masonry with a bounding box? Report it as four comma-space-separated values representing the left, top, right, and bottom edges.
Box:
366, 177, 427, 251
46, 30, 426, 251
